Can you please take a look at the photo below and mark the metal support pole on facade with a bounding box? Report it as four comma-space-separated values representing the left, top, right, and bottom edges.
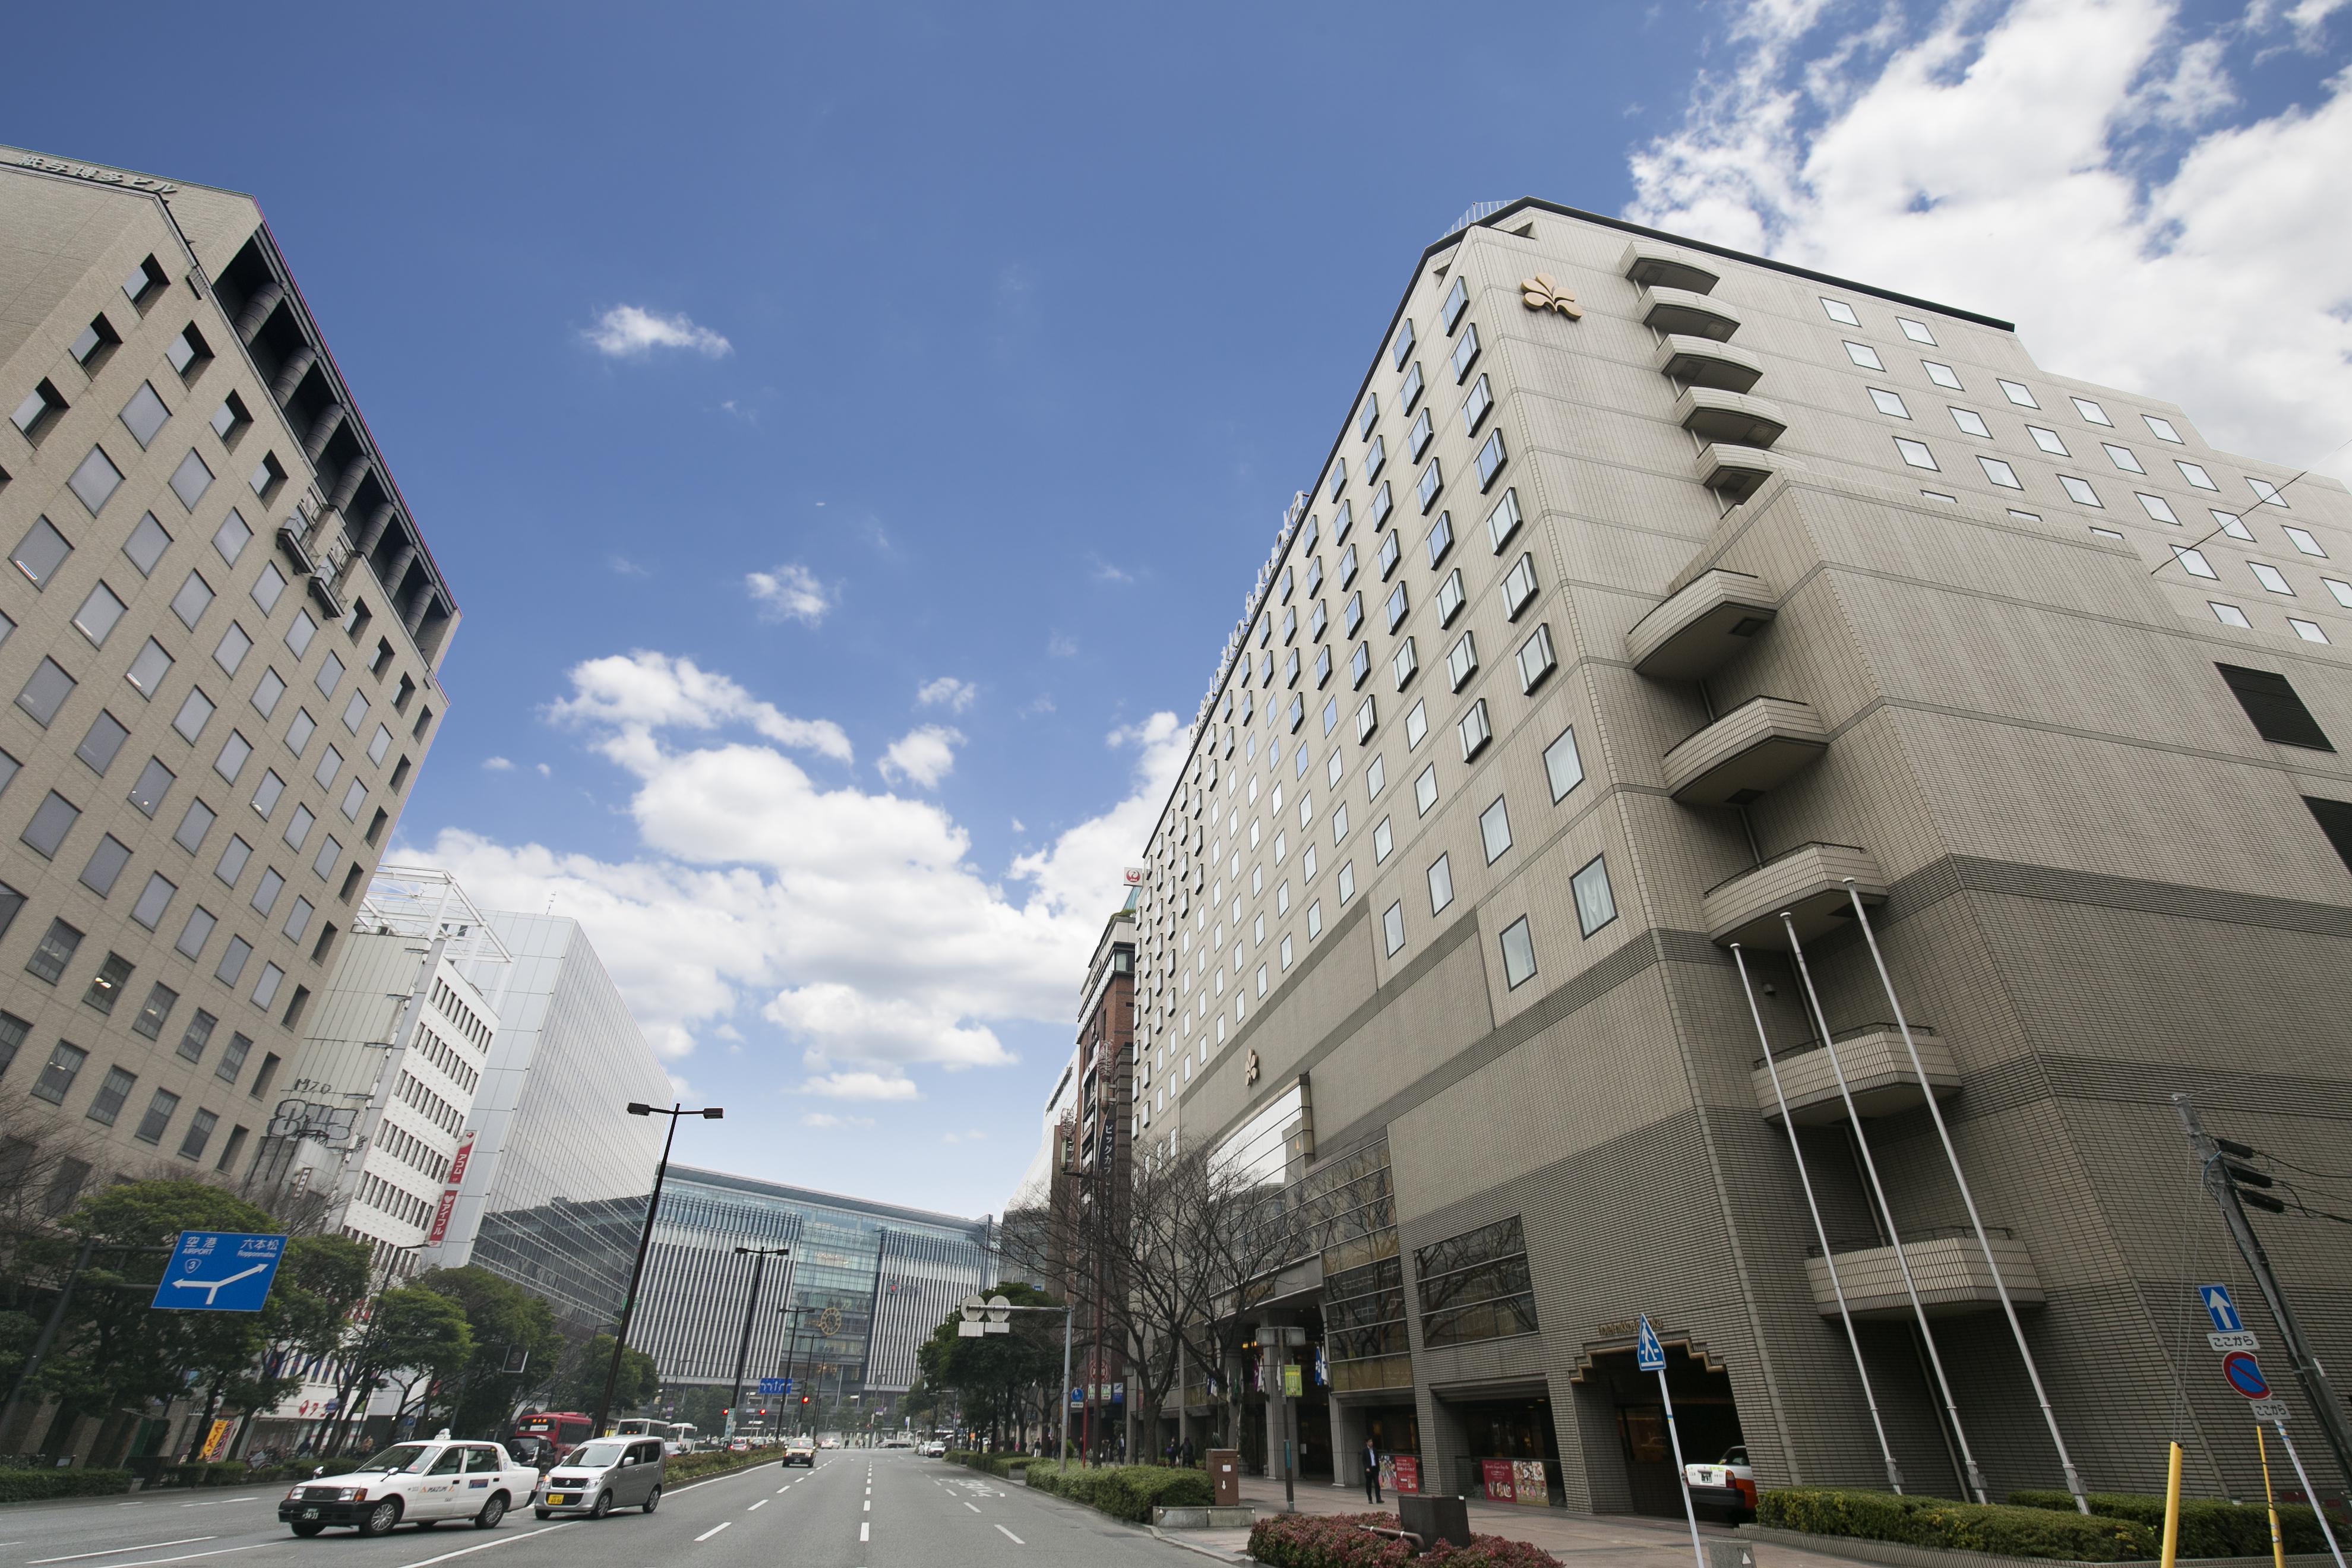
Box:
1733, 943, 1904, 1494
1844, 881, 2089, 1513
1782, 911, 1990, 1504
1060, 1304, 1074, 1472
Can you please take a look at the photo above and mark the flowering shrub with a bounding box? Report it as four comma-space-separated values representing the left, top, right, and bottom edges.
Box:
1246, 1509, 1560, 1566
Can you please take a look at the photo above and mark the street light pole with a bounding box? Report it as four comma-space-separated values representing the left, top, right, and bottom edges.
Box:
777, 1305, 810, 1437
594, 1101, 723, 1438
728, 1244, 790, 1433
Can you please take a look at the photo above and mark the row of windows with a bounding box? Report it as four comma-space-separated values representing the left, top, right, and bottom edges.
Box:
1, 1001, 272, 1165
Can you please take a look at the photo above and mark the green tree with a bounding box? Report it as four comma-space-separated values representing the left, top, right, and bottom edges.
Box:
915, 1281, 1061, 1452
412, 1266, 566, 1437
675, 1383, 730, 1434
558, 1334, 659, 1420
322, 1286, 473, 1455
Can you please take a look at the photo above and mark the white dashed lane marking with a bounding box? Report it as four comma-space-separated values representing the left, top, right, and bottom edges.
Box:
963, 1501, 981, 1513
859, 1523, 870, 1542
694, 1522, 731, 1542
31, 1538, 216, 1563
748, 1499, 766, 1511
996, 1525, 1025, 1545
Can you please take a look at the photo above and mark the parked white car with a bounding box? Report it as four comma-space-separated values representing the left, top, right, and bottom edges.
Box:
280, 1434, 535, 1537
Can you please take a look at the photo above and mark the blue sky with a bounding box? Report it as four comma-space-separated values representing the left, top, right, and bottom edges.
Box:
11, 0, 2347, 1215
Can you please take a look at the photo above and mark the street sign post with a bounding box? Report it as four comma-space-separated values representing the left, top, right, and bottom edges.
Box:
758, 1377, 789, 1398
150, 1231, 286, 1313
2226, 1352, 2273, 1401
2203, 1285, 2246, 1335
1638, 1316, 1707, 1568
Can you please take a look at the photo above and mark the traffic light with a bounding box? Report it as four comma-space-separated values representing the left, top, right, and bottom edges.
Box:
801, 1395, 811, 1406
2217, 1139, 2288, 1213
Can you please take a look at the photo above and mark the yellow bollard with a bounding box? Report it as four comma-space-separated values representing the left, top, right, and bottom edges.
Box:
2163, 1441, 2184, 1568
2259, 1424, 2288, 1568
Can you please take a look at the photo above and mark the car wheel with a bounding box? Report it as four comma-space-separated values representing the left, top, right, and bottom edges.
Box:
289, 1523, 325, 1538
534, 1509, 550, 1520
358, 1499, 402, 1538
416, 1520, 438, 1530
475, 1493, 508, 1529
641, 1485, 660, 1515
589, 1490, 611, 1519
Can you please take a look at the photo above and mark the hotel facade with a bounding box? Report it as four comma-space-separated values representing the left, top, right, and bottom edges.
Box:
1130, 199, 2352, 1512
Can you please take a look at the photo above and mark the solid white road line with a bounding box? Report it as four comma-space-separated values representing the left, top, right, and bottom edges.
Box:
68, 1550, 248, 1568
31, 1538, 217, 1563
996, 1525, 1025, 1545
748, 1499, 767, 1510
694, 1522, 731, 1542
394, 1522, 574, 1568
859, 1523, 870, 1542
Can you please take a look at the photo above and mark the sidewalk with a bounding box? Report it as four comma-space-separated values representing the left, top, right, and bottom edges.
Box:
1150, 1472, 1872, 1566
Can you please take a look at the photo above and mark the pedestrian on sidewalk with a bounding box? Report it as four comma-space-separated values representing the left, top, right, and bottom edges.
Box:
1363, 1437, 1383, 1504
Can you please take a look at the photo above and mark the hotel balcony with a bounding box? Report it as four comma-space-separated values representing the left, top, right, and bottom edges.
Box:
1703, 841, 1887, 948
1675, 387, 1788, 449
1653, 335, 1764, 393
1627, 569, 1778, 680
1619, 239, 1722, 295
1806, 1229, 2044, 1320
1642, 286, 1743, 342
1697, 442, 1795, 504
1663, 696, 1829, 806
1753, 1024, 1959, 1126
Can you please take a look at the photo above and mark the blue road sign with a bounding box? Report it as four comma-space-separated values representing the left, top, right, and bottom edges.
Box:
1636, 1315, 1665, 1372
151, 1231, 286, 1313
758, 1377, 787, 1397
2201, 1285, 2245, 1335
2223, 1351, 2271, 1400
1069, 1387, 1084, 1407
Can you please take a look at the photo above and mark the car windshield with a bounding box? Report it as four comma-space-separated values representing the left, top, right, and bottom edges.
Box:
561, 1440, 628, 1468
350, 1444, 434, 1474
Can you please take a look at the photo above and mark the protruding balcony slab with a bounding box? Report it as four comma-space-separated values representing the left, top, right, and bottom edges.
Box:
1653, 335, 1763, 393
1754, 1025, 1959, 1126
1627, 570, 1778, 681
1703, 842, 1886, 949
1675, 387, 1788, 449
1620, 240, 1721, 295
1697, 443, 1794, 503
1664, 697, 1828, 805
1807, 1230, 2043, 1320
1642, 286, 1743, 342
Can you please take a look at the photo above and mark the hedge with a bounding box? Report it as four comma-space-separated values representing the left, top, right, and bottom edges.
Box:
2009, 1491, 2337, 1558
1247, 1509, 1559, 1567
1025, 1460, 1213, 1522
1760, 1488, 2158, 1561
0, 1468, 136, 1503
948, 1449, 1034, 1477
665, 1449, 781, 1484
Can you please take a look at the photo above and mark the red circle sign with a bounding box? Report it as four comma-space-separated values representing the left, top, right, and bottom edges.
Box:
2224, 1351, 2271, 1400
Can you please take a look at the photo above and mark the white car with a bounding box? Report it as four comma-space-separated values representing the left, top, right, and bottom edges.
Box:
280, 1434, 536, 1537
920, 1440, 947, 1458
1683, 1446, 1756, 1516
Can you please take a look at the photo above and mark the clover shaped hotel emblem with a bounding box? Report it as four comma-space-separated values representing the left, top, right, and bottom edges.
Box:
1521, 273, 1583, 319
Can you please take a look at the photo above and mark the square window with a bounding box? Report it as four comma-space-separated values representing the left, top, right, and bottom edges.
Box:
1572, 854, 1617, 936
1923, 361, 1961, 390
129, 756, 175, 817
1843, 341, 1884, 371
1459, 699, 1491, 760
2144, 414, 2184, 443
75, 710, 128, 775
216, 935, 252, 987
167, 323, 213, 376
2103, 442, 2145, 474
2060, 475, 2103, 507
69, 445, 125, 514
1998, 380, 2039, 408
2323, 579, 2352, 609
172, 570, 214, 628
169, 450, 214, 510
214, 834, 251, 886
1406, 700, 1427, 750
2173, 546, 2218, 579
2137, 492, 2179, 524
2290, 618, 2329, 644
1450, 323, 1479, 382
2072, 396, 2113, 426
212, 509, 252, 565
27, 918, 84, 985
119, 382, 170, 449
175, 905, 216, 960
1499, 915, 1538, 988
2250, 561, 2293, 595
87, 1067, 137, 1126
2177, 460, 2218, 491
1415, 762, 1439, 815
252, 562, 289, 615
1895, 437, 1938, 471
2028, 425, 2068, 456
12, 380, 67, 439
73, 581, 127, 647
1475, 431, 1507, 489
1366, 754, 1386, 798
17, 659, 77, 728
1428, 853, 1453, 915
210, 392, 250, 443
29, 1040, 87, 1104
2210, 600, 2252, 628
132, 871, 176, 930
1322, 696, 1339, 735
1382, 899, 1404, 954
2285, 527, 2326, 558
173, 798, 215, 854
1516, 624, 1557, 692
1436, 567, 1465, 625
109, 519, 170, 592
252, 770, 286, 817
13, 517, 73, 587
131, 982, 178, 1041
248, 451, 286, 498
1447, 631, 1478, 690
1979, 456, 2023, 489
78, 833, 132, 896
173, 686, 215, 742
1898, 317, 1937, 344
1401, 361, 1424, 412
2250, 477, 2290, 508
1820, 298, 1860, 325
1870, 387, 1910, 419
214, 730, 252, 783
84, 951, 135, 1015
1503, 554, 1538, 618
1949, 407, 1990, 438
1480, 796, 1512, 863
1331, 801, 1349, 843
1544, 725, 1584, 802
213, 621, 252, 676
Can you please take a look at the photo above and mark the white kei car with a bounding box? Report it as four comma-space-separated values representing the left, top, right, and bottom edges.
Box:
280, 1434, 536, 1537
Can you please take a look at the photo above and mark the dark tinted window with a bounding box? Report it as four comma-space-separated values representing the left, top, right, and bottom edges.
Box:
2307, 798, 2352, 875
2218, 664, 2334, 751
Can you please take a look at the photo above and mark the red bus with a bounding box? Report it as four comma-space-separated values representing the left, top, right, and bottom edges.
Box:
509, 1411, 593, 1465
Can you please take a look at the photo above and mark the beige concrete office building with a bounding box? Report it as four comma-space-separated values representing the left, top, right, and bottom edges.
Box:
0, 148, 455, 1207
1131, 198, 2352, 1512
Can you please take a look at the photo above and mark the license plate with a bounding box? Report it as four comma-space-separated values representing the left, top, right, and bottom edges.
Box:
302, 1507, 320, 1519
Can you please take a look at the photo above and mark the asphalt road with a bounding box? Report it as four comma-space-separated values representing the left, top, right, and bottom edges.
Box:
0, 1450, 1205, 1568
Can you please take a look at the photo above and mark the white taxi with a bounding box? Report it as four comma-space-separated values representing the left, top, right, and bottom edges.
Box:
1683, 1445, 1756, 1516
280, 1433, 536, 1537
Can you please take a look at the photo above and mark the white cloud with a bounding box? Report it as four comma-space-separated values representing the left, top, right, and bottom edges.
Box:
746, 564, 832, 626
536, 763, 552, 778
1047, 634, 1078, 659
422, 655, 1184, 1088
917, 677, 976, 714
482, 756, 514, 772
802, 1111, 876, 1129
941, 1130, 987, 1145
877, 725, 963, 789
1626, 0, 2352, 478
583, 304, 732, 359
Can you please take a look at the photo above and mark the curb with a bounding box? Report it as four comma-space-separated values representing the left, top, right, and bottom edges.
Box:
1741, 1523, 2338, 1568
1012, 1474, 1260, 1563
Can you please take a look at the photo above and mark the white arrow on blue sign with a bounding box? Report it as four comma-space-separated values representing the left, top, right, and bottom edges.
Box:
150, 1231, 287, 1313
2201, 1285, 2245, 1335
1636, 1315, 1665, 1371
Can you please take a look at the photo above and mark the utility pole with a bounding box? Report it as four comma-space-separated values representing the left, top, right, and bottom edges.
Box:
2176, 1095, 2352, 1499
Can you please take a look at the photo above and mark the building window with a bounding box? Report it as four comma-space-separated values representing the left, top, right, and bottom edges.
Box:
215, 1030, 251, 1083
86, 1066, 137, 1127
1415, 762, 1439, 815
2250, 561, 2294, 595
1998, 379, 2039, 408
1314, 644, 1333, 687
1392, 637, 1418, 690
170, 450, 215, 511
83, 951, 134, 1016
131, 872, 176, 931
178, 1108, 219, 1162
1948, 407, 1990, 438
1426, 853, 1454, 916
119, 381, 171, 449
78, 834, 131, 897
214, 834, 251, 886
69, 446, 125, 514
2217, 664, 2332, 751
1358, 393, 1379, 441
248, 452, 287, 500
212, 508, 252, 565
167, 323, 212, 378
11, 380, 67, 441
1572, 854, 1617, 936
2285, 527, 2326, 558
1417, 458, 1443, 513
1898, 317, 1937, 344
1356, 696, 1378, 744
1516, 624, 1557, 693
1382, 899, 1405, 954
1979, 456, 2023, 489
213, 730, 252, 783
252, 962, 284, 1010
1820, 298, 1860, 325
2177, 460, 2219, 491
2060, 475, 2103, 507
1406, 700, 1427, 750
1844, 342, 1884, 371
2072, 396, 2113, 426
1424, 510, 1454, 570
124, 512, 172, 577
1447, 631, 1478, 691
1502, 554, 1537, 618
1348, 641, 1371, 688
1475, 431, 1507, 490
1485, 488, 1522, 553
75, 710, 129, 775
1336, 859, 1354, 903
215, 934, 253, 987
129, 754, 177, 816
1364, 433, 1387, 482
1442, 275, 1469, 332
12, 517, 72, 589
21, 791, 81, 859
1401, 361, 1424, 412
1450, 323, 1479, 382
286, 610, 318, 657
1377, 530, 1401, 580
2173, 546, 2219, 579
1384, 583, 1408, 632
172, 570, 214, 629
1922, 361, 1963, 390
1920, 489, 1957, 504
1393, 319, 1415, 370
173, 798, 215, 853
1544, 725, 1584, 802
30, 1041, 88, 1105
210, 393, 251, 444
1480, 796, 1512, 863
2137, 492, 2179, 524
1366, 754, 1386, 799
2290, 619, 2329, 644
1436, 567, 1465, 625
1459, 700, 1491, 760
2326, 580, 2352, 609
134, 1087, 181, 1145
2103, 442, 2145, 475
1869, 388, 1910, 419
1408, 406, 1435, 461
1416, 1216, 1537, 1347
1306, 900, 1323, 940
1373, 815, 1393, 864
1370, 482, 1393, 527
175, 905, 216, 961
1895, 437, 1938, 471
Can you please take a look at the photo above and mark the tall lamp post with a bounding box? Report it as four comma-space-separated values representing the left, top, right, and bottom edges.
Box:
727, 1244, 791, 1431
776, 1304, 811, 1436
594, 1100, 723, 1438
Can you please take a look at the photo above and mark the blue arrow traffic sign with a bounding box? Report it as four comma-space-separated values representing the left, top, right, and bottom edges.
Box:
2223, 1351, 2271, 1400
151, 1231, 286, 1313
2201, 1285, 2245, 1335
1636, 1315, 1665, 1372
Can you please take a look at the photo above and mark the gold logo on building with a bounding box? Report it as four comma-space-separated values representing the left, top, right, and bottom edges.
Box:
1521, 274, 1583, 319
1245, 1049, 1261, 1085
